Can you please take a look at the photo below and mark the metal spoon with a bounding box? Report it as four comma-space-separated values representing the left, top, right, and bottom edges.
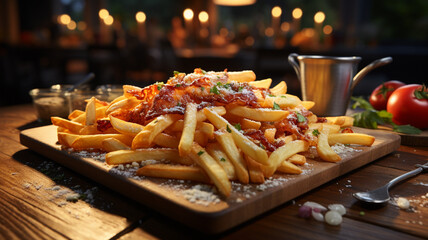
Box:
353, 162, 428, 204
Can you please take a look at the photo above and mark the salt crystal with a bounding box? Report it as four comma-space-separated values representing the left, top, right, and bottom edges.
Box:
397, 197, 410, 210
131, 162, 140, 168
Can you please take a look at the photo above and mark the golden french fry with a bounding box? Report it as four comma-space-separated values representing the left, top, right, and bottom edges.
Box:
301, 101, 315, 110
188, 143, 231, 197
206, 143, 236, 180
240, 118, 261, 130
57, 132, 80, 147
51, 117, 84, 133
153, 133, 179, 148
71, 106, 108, 124
262, 94, 301, 109
122, 85, 142, 98
196, 106, 226, 122
68, 109, 84, 120
179, 103, 197, 156
106, 149, 193, 165
109, 115, 144, 136
225, 70, 256, 82
132, 114, 179, 149
277, 135, 295, 144
270, 81, 287, 95
204, 108, 269, 165
227, 105, 289, 122
264, 128, 276, 143
288, 154, 306, 165
79, 125, 101, 135
71, 134, 133, 150
308, 123, 341, 134
85, 97, 96, 125
263, 140, 309, 178
106, 97, 140, 115
136, 164, 210, 183
276, 160, 302, 174
109, 95, 126, 106
214, 129, 249, 184
244, 155, 265, 184
102, 137, 131, 152
306, 114, 318, 123
248, 78, 272, 89
325, 116, 354, 127
328, 133, 375, 146
198, 122, 215, 139
317, 127, 341, 162
194, 130, 208, 147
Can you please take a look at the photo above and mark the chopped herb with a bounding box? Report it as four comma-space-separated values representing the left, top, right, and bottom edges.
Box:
312, 129, 320, 136
173, 71, 181, 76
234, 123, 242, 131
223, 83, 231, 89
226, 125, 232, 133
220, 157, 226, 162
344, 144, 351, 147
268, 94, 275, 97
280, 95, 287, 98
201, 69, 207, 74
156, 82, 164, 90
216, 82, 223, 87
200, 86, 205, 91
210, 86, 220, 95
296, 112, 306, 122
175, 84, 181, 87
273, 102, 281, 110
259, 143, 266, 149
217, 75, 220, 79
177, 102, 181, 106
238, 86, 244, 92
197, 151, 204, 156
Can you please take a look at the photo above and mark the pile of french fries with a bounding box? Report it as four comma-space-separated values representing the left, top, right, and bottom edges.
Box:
52, 69, 375, 197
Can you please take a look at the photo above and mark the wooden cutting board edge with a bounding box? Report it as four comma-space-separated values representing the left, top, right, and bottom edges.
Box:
19, 125, 401, 234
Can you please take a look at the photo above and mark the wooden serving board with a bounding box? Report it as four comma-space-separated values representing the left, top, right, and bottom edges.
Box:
20, 125, 400, 234
377, 126, 428, 147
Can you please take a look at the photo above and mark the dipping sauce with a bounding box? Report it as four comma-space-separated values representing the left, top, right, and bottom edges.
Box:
29, 88, 70, 122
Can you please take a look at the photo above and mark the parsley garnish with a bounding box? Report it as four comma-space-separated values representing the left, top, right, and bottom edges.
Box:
197, 151, 204, 156
280, 95, 287, 98
210, 86, 220, 95
268, 94, 275, 97
175, 84, 181, 87
220, 157, 226, 162
259, 143, 266, 149
156, 82, 164, 90
226, 125, 232, 133
312, 129, 320, 136
223, 83, 231, 89
238, 86, 244, 92
177, 102, 181, 106
173, 71, 181, 76
273, 102, 281, 110
296, 112, 306, 122
200, 86, 205, 91
234, 123, 242, 131
351, 96, 422, 134
216, 82, 223, 87
201, 69, 207, 74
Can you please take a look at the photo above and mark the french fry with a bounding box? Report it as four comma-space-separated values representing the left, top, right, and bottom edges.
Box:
179, 103, 197, 156
85, 97, 96, 125
102, 137, 131, 152
244, 155, 265, 184
106, 149, 193, 165
317, 127, 341, 162
288, 154, 306, 165
109, 115, 144, 136
263, 140, 309, 178
262, 94, 301, 109
196, 106, 226, 122
132, 114, 179, 149
328, 133, 375, 146
264, 128, 276, 143
106, 97, 140, 115
71, 106, 108, 124
57, 132, 80, 147
204, 108, 269, 165
188, 143, 231, 197
240, 118, 261, 130
248, 78, 272, 89
71, 134, 133, 150
325, 116, 354, 127
122, 85, 142, 98
214, 129, 249, 184
68, 109, 84, 120
308, 123, 341, 134
194, 130, 208, 146
51, 117, 84, 134
137, 164, 210, 183
225, 70, 256, 82
108, 95, 126, 106
276, 160, 302, 174
270, 81, 287, 95
153, 133, 180, 148
227, 105, 289, 122
206, 143, 236, 180
301, 101, 315, 110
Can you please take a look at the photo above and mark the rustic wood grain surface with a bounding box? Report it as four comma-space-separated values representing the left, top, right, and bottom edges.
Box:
1, 105, 427, 240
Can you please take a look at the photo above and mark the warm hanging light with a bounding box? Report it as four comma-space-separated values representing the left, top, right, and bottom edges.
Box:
323, 25, 333, 34
314, 11, 325, 24
213, 0, 256, 6
292, 8, 303, 19
183, 8, 194, 20
135, 11, 146, 23
198, 11, 209, 23
271, 6, 282, 18
104, 15, 114, 25
59, 14, 71, 25
67, 20, 76, 30
99, 9, 109, 20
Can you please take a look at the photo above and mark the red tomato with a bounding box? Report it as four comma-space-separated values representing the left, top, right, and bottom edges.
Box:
369, 81, 405, 110
386, 84, 428, 129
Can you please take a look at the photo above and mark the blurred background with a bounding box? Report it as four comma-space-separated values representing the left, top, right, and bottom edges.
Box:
1, 0, 427, 106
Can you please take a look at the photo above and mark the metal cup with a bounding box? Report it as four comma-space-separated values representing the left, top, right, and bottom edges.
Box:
288, 53, 392, 116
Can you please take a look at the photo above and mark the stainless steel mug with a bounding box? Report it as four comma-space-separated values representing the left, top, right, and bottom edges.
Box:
288, 53, 392, 116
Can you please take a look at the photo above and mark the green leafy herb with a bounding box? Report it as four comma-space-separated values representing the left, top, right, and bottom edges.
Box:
200, 86, 205, 91
223, 83, 231, 89
296, 112, 306, 122
220, 157, 226, 162
414, 84, 428, 100
280, 95, 287, 98
272, 102, 281, 110
201, 69, 207, 74
234, 123, 242, 131
259, 143, 266, 149
226, 125, 232, 133
217, 75, 220, 79
238, 86, 244, 92
351, 97, 422, 134
216, 82, 223, 87
175, 84, 181, 87
312, 129, 320, 136
210, 86, 220, 95
268, 94, 275, 97
197, 151, 204, 156
177, 102, 181, 106
173, 71, 181, 76
156, 82, 164, 90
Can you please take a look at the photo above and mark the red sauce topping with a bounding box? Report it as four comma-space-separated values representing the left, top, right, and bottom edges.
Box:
97, 119, 112, 132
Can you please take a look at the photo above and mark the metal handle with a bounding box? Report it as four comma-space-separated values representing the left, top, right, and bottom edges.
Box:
351, 57, 393, 90
288, 53, 301, 82
387, 162, 428, 189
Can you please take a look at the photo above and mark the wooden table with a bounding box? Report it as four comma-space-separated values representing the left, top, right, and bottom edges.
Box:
1, 105, 427, 240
